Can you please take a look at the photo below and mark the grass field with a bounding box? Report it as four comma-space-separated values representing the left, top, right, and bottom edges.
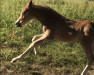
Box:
0, 0, 94, 75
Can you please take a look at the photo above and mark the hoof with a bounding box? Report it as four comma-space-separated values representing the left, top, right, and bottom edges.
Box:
11, 57, 20, 63
11, 58, 17, 63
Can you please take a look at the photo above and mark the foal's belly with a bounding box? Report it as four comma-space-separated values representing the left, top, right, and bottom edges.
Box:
54, 31, 80, 42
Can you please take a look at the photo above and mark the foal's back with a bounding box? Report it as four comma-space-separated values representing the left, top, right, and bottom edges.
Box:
54, 19, 94, 42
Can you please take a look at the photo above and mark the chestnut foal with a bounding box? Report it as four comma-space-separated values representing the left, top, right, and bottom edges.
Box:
11, 1, 94, 75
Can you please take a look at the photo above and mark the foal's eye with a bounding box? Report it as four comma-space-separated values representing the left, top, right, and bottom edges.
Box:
23, 11, 26, 15
22, 9, 29, 16
22, 10, 26, 15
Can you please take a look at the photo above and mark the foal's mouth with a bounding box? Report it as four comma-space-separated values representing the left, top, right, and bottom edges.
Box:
16, 22, 22, 27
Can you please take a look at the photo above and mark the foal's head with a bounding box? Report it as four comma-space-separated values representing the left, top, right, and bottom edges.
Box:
16, 1, 34, 27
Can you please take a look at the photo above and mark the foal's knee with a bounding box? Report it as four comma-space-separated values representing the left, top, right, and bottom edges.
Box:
88, 58, 93, 66
32, 35, 41, 42
32, 35, 43, 42
86, 57, 93, 69
32, 36, 37, 42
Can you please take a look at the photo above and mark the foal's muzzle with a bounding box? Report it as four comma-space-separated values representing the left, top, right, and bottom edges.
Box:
16, 22, 22, 27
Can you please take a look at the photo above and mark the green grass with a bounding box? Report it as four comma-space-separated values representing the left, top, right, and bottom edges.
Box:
0, 0, 94, 75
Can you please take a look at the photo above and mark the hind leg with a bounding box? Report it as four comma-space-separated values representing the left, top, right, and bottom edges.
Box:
32, 34, 46, 56
81, 64, 92, 75
80, 42, 93, 75
91, 42, 94, 58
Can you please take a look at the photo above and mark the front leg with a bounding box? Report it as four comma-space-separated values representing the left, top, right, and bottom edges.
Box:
11, 30, 50, 63
32, 34, 46, 56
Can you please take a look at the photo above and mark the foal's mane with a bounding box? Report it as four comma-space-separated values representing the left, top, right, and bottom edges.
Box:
31, 4, 69, 22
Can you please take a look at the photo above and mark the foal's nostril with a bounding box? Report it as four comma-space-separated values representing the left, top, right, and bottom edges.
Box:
16, 22, 20, 25
16, 22, 22, 27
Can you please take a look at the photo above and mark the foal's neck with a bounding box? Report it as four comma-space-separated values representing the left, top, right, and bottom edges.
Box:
31, 5, 46, 25
30, 5, 70, 26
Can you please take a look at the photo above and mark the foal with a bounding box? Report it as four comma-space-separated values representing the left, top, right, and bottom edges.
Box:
11, 1, 94, 75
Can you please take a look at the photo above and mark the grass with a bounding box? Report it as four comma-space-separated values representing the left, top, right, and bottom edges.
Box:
0, 0, 94, 75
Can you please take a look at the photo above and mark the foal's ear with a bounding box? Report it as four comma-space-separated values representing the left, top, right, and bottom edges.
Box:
29, 0, 34, 7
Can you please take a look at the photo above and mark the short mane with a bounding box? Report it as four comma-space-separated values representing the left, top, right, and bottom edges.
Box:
31, 5, 69, 25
